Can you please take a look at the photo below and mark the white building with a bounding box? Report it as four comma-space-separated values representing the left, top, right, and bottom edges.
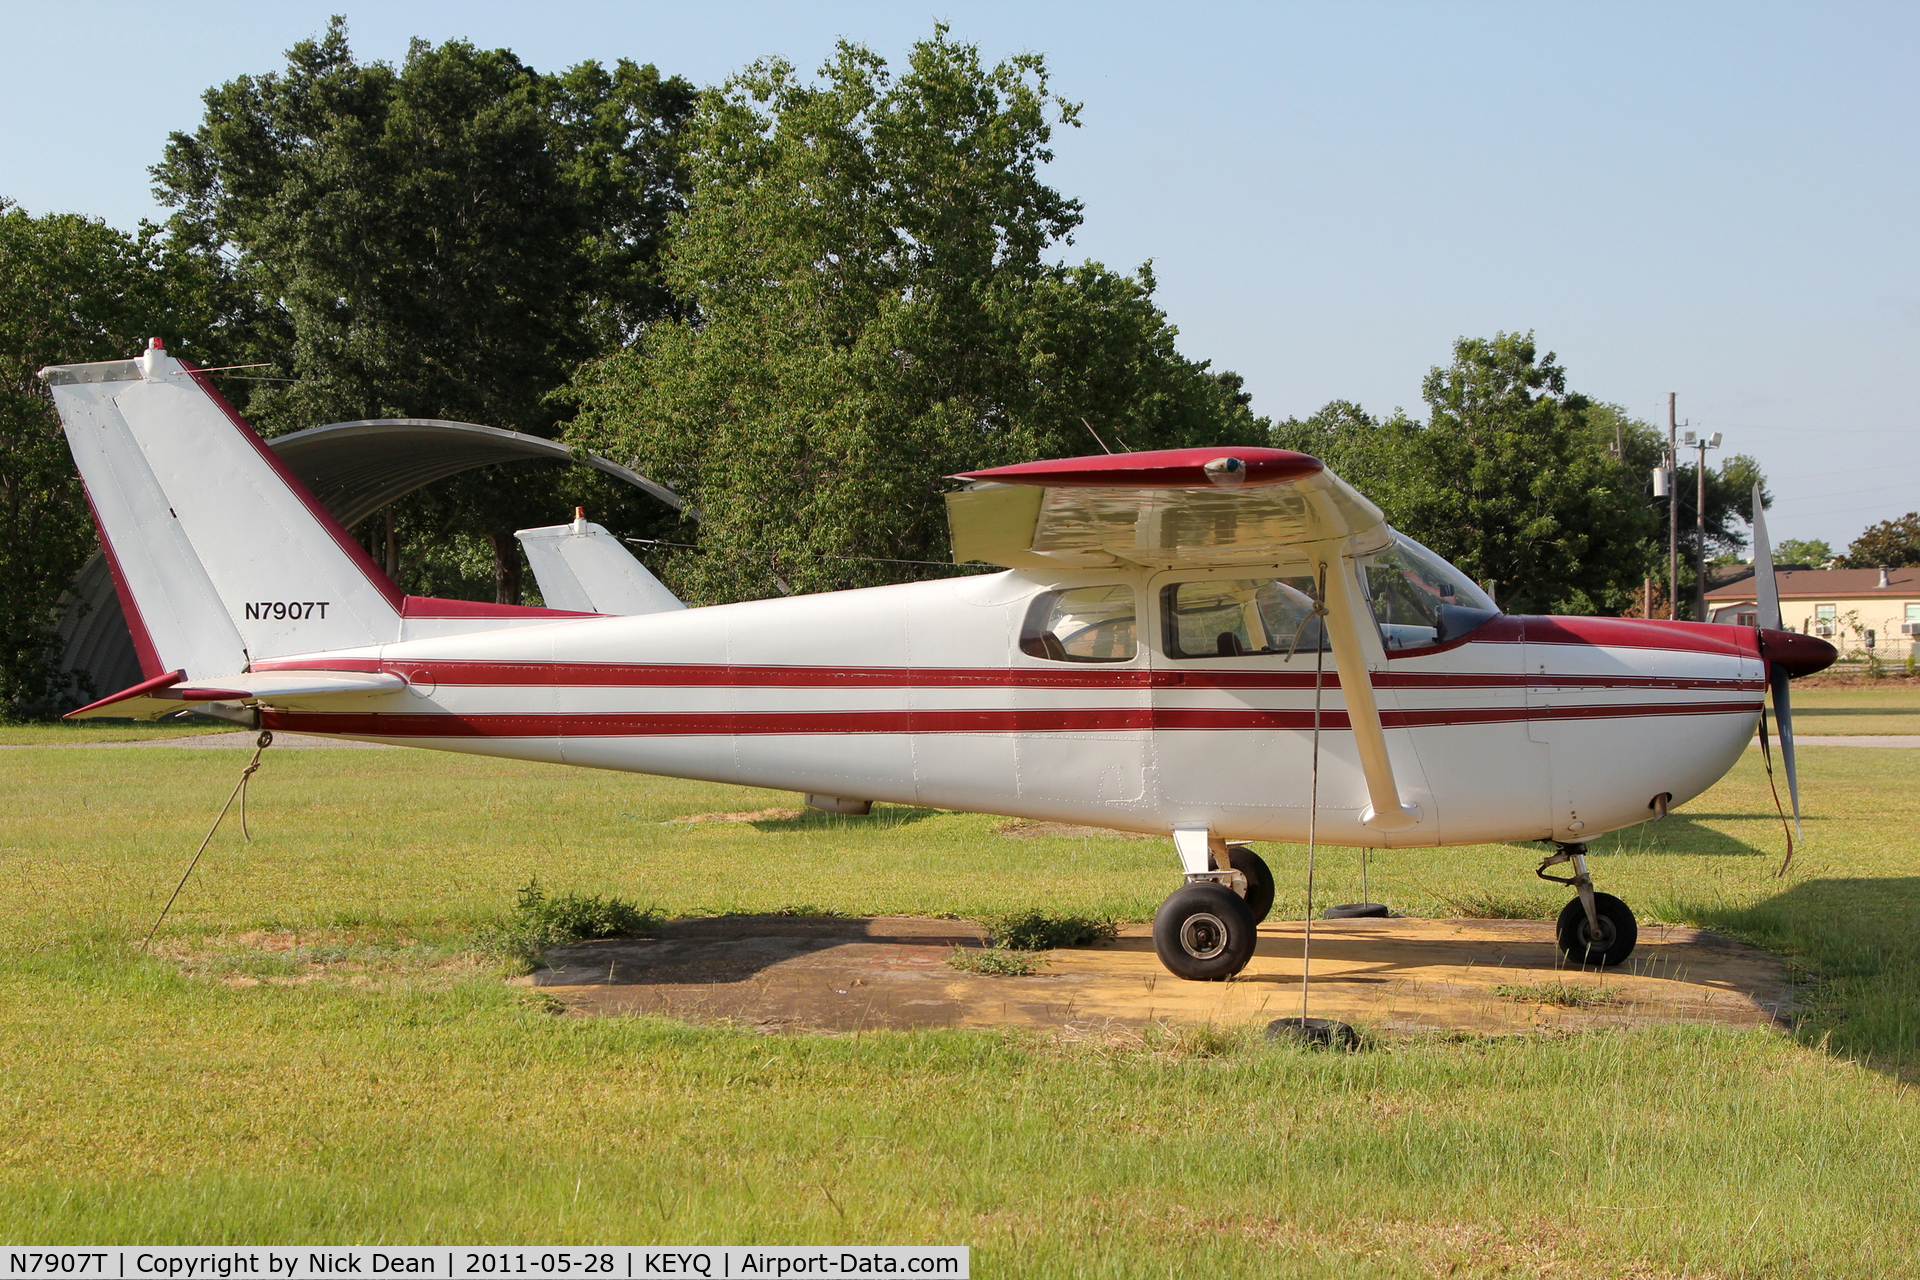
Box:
1705, 566, 1919, 660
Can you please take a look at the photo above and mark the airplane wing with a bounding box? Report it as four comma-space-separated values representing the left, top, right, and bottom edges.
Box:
945, 447, 1390, 570
946, 447, 1420, 832
66, 669, 406, 721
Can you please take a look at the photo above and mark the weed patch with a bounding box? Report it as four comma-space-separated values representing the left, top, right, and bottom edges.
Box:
476, 880, 661, 973
1491, 981, 1618, 1008
946, 946, 1038, 976
984, 909, 1118, 950
1438, 891, 1560, 920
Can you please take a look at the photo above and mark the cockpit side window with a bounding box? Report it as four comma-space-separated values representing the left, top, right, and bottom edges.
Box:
1019, 585, 1138, 662
1161, 577, 1331, 658
1358, 534, 1500, 650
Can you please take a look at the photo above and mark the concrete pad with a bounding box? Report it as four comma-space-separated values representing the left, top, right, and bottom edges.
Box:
538, 915, 1795, 1037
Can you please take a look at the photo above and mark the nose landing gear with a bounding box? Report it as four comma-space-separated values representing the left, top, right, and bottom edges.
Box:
1539, 843, 1638, 967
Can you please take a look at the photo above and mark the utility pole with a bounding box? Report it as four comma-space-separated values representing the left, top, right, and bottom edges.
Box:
1689, 429, 1723, 623
1668, 394, 1678, 620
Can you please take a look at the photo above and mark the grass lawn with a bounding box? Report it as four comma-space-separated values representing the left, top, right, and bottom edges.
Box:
1785, 683, 1920, 735
0, 716, 235, 746
1, 742, 1916, 1275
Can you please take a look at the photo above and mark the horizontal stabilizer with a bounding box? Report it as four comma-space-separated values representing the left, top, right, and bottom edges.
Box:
67, 668, 405, 720
516, 514, 683, 616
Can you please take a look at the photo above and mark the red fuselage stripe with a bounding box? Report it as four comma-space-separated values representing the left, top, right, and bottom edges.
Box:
248, 657, 1764, 694
263, 701, 1761, 739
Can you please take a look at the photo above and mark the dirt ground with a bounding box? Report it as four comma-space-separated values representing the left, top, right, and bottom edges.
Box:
532, 914, 1796, 1038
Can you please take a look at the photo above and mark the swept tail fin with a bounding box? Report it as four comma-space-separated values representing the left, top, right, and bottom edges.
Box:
44, 341, 404, 677
516, 509, 684, 616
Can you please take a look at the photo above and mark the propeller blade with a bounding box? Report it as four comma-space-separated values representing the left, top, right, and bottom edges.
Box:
1751, 482, 1781, 631
1771, 662, 1803, 845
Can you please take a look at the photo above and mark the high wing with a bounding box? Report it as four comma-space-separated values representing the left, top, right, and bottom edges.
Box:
946, 447, 1419, 832
67, 669, 406, 721
945, 447, 1390, 571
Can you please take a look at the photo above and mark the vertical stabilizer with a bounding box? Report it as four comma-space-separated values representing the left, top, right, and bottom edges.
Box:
44, 342, 403, 676
517, 510, 684, 616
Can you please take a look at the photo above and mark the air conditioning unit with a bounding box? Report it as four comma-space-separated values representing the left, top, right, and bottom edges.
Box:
1813, 622, 1835, 637
1901, 621, 1920, 638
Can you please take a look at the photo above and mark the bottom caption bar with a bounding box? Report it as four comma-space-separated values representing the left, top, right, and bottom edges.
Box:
2, 1251, 967, 1280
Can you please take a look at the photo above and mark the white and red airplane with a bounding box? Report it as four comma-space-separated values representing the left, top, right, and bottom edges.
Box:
46, 341, 1834, 980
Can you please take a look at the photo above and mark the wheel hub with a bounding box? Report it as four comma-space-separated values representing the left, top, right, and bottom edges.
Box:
1579, 917, 1617, 949
1178, 912, 1229, 959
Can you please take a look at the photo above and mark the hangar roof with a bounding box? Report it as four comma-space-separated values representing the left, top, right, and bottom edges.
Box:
270, 418, 686, 529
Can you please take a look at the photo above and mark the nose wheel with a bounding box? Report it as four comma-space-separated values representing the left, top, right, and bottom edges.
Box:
1539, 843, 1638, 967
1556, 892, 1637, 967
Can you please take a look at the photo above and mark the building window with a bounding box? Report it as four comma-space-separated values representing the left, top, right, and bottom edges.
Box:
1814, 604, 1836, 636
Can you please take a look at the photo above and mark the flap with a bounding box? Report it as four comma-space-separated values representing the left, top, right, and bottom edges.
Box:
67, 669, 406, 720
948, 447, 1390, 570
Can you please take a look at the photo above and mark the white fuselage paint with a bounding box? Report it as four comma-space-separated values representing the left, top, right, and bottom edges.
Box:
255, 567, 1765, 848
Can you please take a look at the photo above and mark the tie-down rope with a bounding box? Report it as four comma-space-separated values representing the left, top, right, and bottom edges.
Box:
141, 729, 273, 950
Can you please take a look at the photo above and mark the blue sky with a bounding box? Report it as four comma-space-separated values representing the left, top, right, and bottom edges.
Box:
5, 1, 1915, 553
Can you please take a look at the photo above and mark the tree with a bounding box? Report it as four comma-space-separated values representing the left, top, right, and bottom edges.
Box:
1774, 537, 1833, 568
566, 30, 1267, 603
1273, 335, 1660, 614
154, 19, 698, 600
1271, 342, 1776, 617
0, 200, 225, 715
1841, 513, 1920, 569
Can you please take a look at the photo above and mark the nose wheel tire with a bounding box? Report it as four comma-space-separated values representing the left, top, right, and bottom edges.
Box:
1218, 845, 1275, 923
1556, 892, 1637, 967
1153, 884, 1259, 981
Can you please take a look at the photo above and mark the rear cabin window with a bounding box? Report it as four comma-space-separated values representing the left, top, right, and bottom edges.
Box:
1161, 577, 1330, 658
1020, 585, 1138, 662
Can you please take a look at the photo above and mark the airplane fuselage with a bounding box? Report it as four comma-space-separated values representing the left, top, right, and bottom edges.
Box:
253, 568, 1764, 848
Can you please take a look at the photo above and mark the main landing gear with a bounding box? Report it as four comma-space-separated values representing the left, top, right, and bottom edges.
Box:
1538, 842, 1638, 967
1152, 844, 1273, 981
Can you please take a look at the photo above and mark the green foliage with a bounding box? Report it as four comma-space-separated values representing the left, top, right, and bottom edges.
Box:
984, 909, 1118, 951
1273, 335, 1772, 616
1776, 537, 1834, 568
476, 878, 661, 972
568, 28, 1267, 603
155, 18, 698, 600
1841, 512, 1920, 569
0, 199, 228, 716
945, 946, 1037, 976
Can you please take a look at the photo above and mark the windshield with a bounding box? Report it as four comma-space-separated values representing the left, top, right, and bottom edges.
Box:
1359, 534, 1499, 650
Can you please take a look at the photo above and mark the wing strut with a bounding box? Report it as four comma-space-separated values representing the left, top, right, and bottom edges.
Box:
1317, 544, 1421, 833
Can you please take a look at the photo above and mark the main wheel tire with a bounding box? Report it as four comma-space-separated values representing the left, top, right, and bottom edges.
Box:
1153, 884, 1260, 981
1216, 845, 1275, 923
1556, 892, 1638, 967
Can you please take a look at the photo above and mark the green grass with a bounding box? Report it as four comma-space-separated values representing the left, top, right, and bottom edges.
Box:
1784, 684, 1920, 734
0, 716, 234, 745
1490, 981, 1617, 1007
1, 744, 1917, 1273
